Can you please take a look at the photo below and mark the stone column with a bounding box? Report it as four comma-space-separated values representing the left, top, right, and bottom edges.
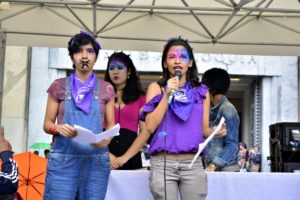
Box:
28, 47, 66, 153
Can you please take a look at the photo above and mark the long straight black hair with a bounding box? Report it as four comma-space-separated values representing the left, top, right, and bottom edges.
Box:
158, 37, 200, 88
104, 52, 145, 104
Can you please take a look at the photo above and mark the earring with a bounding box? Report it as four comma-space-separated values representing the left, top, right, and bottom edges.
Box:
127, 75, 130, 79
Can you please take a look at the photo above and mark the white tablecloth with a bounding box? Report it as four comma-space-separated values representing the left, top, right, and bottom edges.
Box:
105, 170, 300, 200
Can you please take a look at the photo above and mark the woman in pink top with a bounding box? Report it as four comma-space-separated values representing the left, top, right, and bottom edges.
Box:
104, 52, 148, 170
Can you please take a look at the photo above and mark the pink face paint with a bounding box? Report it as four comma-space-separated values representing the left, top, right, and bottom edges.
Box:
166, 49, 190, 63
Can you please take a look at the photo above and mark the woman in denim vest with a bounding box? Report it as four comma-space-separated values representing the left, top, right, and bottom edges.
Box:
43, 32, 115, 200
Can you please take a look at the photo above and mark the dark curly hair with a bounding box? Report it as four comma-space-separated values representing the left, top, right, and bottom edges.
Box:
68, 31, 100, 69
201, 68, 230, 95
158, 37, 200, 88
104, 52, 145, 104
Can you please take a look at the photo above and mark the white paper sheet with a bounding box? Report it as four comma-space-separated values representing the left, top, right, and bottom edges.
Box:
189, 117, 225, 168
73, 123, 120, 144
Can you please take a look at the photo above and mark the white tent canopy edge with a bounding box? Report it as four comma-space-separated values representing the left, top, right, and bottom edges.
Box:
0, 0, 300, 55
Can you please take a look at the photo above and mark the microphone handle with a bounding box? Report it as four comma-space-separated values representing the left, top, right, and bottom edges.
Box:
167, 72, 182, 104
168, 89, 175, 104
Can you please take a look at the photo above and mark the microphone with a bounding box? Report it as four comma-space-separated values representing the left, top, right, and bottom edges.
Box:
168, 70, 182, 104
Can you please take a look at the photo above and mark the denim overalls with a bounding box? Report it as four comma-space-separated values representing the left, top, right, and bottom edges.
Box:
44, 77, 111, 200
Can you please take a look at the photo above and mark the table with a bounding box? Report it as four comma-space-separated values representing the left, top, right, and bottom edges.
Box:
105, 170, 300, 200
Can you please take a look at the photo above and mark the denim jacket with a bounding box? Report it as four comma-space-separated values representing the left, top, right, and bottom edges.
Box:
205, 96, 240, 168
249, 152, 261, 165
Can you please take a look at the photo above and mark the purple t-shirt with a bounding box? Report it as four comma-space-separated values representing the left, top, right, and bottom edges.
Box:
141, 83, 208, 155
47, 77, 115, 128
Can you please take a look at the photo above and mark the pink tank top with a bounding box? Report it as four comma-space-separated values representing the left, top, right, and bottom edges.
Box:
114, 95, 146, 132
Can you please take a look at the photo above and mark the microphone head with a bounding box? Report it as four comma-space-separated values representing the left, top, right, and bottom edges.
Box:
174, 70, 182, 80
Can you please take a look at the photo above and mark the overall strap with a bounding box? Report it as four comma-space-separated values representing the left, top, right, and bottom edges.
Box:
65, 77, 72, 100
93, 78, 99, 100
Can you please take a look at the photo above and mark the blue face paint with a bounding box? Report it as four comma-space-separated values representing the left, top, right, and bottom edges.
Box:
166, 49, 190, 63
108, 60, 127, 71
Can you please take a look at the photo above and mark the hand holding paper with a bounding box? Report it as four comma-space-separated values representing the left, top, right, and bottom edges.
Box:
189, 117, 225, 168
73, 123, 120, 144
0, 126, 4, 141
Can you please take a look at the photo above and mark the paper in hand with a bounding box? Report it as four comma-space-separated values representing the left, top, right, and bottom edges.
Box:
73, 123, 120, 144
188, 117, 225, 168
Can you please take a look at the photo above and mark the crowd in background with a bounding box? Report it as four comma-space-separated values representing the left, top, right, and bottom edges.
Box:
239, 142, 262, 172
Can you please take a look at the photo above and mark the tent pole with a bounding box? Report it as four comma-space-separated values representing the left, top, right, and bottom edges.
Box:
218, 0, 267, 40
44, 6, 84, 29
257, 0, 274, 18
0, 30, 6, 124
1, 0, 89, 6
97, 0, 136, 34
260, 17, 300, 35
181, 0, 214, 39
0, 5, 38, 22
100, 13, 148, 34
92, 0, 97, 35
153, 13, 210, 39
215, 0, 255, 41
65, 4, 92, 33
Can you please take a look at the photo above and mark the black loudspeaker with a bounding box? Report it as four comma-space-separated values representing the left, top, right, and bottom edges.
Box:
269, 122, 300, 172
282, 162, 300, 172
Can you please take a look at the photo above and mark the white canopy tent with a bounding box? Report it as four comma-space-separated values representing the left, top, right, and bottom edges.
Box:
0, 0, 300, 120
0, 0, 300, 56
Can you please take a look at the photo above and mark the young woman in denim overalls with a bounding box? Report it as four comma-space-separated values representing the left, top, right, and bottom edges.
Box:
43, 32, 115, 200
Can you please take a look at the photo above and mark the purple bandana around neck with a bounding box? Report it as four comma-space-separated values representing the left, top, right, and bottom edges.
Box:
169, 82, 194, 121
70, 72, 97, 113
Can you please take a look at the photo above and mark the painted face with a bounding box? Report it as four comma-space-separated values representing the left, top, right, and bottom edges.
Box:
165, 45, 192, 77
166, 48, 190, 63
108, 60, 129, 89
72, 44, 97, 73
108, 60, 127, 71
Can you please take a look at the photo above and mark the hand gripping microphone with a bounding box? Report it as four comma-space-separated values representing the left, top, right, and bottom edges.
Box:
168, 70, 182, 104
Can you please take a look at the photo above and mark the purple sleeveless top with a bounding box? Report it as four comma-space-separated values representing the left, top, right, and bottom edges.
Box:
140, 82, 208, 155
